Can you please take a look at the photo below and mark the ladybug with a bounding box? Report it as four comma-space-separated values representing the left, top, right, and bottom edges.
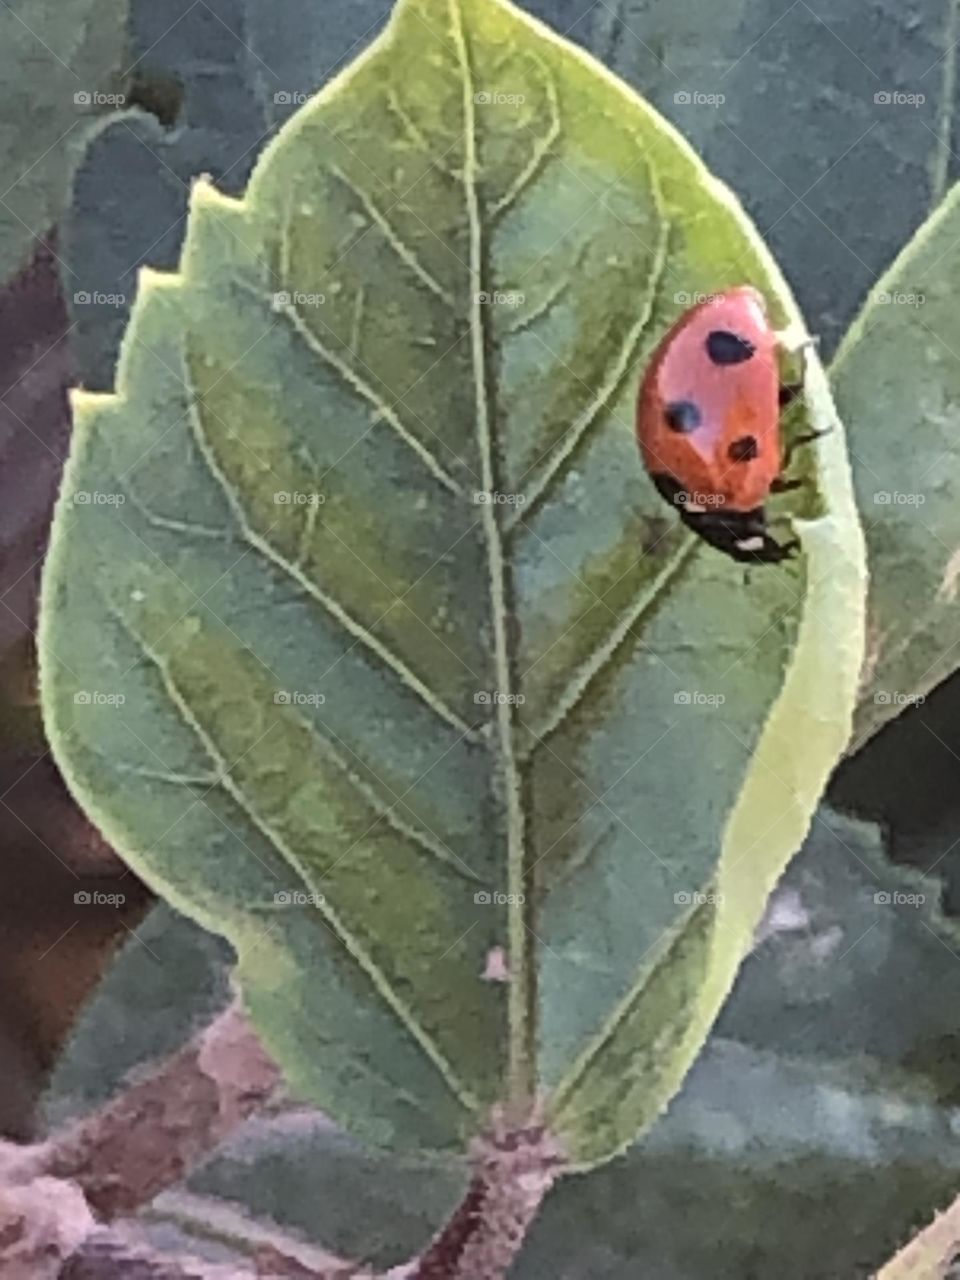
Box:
636, 285, 821, 564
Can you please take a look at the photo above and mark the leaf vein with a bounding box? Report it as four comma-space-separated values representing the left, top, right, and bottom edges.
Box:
518, 536, 699, 757
120, 614, 480, 1118
258, 281, 464, 498
490, 62, 561, 221
330, 163, 456, 306
450, 0, 535, 1108
506, 201, 672, 531
184, 361, 481, 742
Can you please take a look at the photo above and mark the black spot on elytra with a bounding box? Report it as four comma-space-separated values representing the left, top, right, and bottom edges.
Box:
664, 400, 702, 432
728, 435, 759, 462
707, 330, 755, 365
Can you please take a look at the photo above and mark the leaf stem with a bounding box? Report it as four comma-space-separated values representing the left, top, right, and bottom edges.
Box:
35, 1002, 280, 1219
407, 1121, 564, 1280
875, 1190, 960, 1279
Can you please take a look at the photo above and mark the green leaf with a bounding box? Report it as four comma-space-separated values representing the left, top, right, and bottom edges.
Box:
39, 0, 865, 1159
832, 182, 960, 748
45, 904, 233, 1125
0, 0, 127, 287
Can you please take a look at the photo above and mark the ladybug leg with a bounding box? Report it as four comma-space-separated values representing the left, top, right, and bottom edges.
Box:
770, 475, 802, 494
778, 382, 804, 407
781, 426, 831, 470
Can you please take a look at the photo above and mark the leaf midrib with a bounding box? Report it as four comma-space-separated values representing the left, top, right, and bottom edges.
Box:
450, 0, 535, 1109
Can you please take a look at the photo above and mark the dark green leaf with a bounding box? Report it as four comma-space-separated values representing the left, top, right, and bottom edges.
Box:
832, 183, 960, 746
0, 0, 127, 287
64, 0, 390, 389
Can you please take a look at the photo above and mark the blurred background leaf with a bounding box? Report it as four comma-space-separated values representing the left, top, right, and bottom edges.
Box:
830, 185, 960, 747
0, 0, 128, 288
64, 0, 392, 389
0, 238, 153, 1140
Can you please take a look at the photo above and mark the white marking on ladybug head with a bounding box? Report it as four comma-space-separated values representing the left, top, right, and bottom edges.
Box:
736, 536, 766, 553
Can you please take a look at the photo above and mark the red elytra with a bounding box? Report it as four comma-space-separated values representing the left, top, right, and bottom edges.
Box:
636, 285, 812, 564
